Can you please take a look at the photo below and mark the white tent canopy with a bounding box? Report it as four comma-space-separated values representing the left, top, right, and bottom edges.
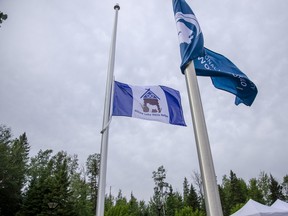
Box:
230, 199, 288, 216
271, 199, 288, 211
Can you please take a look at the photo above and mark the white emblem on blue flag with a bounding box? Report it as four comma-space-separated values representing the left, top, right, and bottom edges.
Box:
172, 0, 205, 73
174, 12, 201, 45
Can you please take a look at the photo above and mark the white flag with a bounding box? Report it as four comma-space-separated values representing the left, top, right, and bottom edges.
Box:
112, 81, 186, 126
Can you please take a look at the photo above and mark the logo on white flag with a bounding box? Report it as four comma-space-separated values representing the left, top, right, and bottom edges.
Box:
174, 12, 201, 45
131, 86, 170, 124
140, 89, 162, 113
112, 81, 186, 126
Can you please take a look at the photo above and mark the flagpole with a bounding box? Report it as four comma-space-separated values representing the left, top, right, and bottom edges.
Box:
184, 61, 223, 216
96, 4, 120, 216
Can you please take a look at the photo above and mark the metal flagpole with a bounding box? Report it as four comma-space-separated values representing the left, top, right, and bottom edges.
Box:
96, 4, 120, 216
184, 61, 223, 216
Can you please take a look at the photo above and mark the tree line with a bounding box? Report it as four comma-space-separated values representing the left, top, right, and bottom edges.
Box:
1, 125, 287, 216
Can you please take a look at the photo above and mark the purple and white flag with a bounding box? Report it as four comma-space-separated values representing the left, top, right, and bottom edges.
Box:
112, 81, 186, 126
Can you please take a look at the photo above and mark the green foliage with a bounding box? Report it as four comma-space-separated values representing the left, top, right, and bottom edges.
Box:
19, 150, 77, 215
220, 170, 248, 216
105, 204, 129, 216
187, 184, 200, 211
105, 192, 115, 212
282, 175, 288, 201
176, 206, 194, 216
191, 171, 205, 212
176, 207, 205, 216
182, 177, 201, 212
70, 173, 94, 216
247, 178, 264, 203
257, 171, 270, 204
105, 192, 149, 216
150, 165, 169, 215
2, 125, 288, 216
183, 177, 190, 206
0, 126, 30, 216
86, 153, 101, 212
127, 193, 140, 216
166, 185, 183, 216
268, 174, 285, 205
230, 203, 245, 214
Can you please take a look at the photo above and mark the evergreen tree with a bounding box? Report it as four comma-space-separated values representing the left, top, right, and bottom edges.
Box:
150, 165, 169, 216
230, 203, 245, 215
257, 171, 270, 204
165, 185, 183, 216
192, 171, 205, 212
50, 151, 76, 215
187, 184, 200, 211
175, 206, 194, 216
0, 126, 30, 216
175, 206, 205, 216
105, 189, 114, 213
139, 200, 149, 216
70, 172, 94, 216
19, 149, 54, 215
127, 193, 140, 216
282, 175, 288, 201
19, 150, 79, 215
183, 177, 190, 207
247, 178, 264, 203
86, 153, 101, 212
229, 171, 247, 206
220, 170, 248, 216
268, 174, 284, 205
115, 190, 127, 206
10, 133, 30, 213
0, 125, 13, 215
105, 204, 129, 216
219, 185, 229, 216
105, 190, 129, 216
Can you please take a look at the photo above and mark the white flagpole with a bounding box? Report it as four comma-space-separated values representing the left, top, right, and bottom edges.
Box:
184, 61, 223, 216
96, 4, 120, 216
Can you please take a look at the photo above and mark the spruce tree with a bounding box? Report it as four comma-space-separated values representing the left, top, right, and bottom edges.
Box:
0, 126, 30, 216
165, 185, 183, 216
183, 177, 190, 207
187, 184, 200, 211
268, 174, 285, 205
282, 175, 288, 202
86, 153, 101, 212
247, 178, 264, 203
257, 171, 270, 204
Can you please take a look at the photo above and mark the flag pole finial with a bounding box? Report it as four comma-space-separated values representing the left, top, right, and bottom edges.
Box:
114, 3, 120, 10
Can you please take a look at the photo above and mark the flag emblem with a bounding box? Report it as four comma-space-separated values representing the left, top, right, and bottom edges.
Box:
172, 0, 205, 73
141, 89, 162, 113
175, 12, 201, 45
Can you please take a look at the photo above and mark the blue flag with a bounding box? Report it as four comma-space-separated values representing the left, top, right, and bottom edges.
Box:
173, 0, 205, 73
112, 81, 186, 126
194, 48, 258, 106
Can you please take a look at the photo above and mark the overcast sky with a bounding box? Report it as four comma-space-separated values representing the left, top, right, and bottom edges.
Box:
1, 0, 288, 202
